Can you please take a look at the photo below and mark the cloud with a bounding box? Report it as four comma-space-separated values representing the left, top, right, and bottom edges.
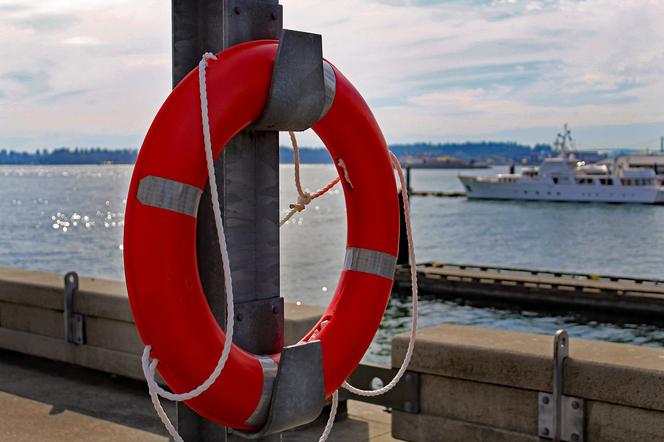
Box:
1, 70, 52, 95
61, 36, 101, 46
9, 13, 80, 32
0, 0, 663, 151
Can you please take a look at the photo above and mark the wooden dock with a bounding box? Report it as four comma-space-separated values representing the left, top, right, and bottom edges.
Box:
409, 190, 466, 198
394, 262, 664, 317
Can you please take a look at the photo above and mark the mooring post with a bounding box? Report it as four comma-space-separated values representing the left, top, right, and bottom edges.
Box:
406, 166, 412, 195
172, 1, 283, 441
397, 163, 410, 266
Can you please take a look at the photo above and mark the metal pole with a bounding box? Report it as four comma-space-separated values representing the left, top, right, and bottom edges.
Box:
398, 164, 410, 266
172, 1, 283, 441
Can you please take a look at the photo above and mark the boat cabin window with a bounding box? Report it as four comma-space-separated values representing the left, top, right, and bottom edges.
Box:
621, 178, 654, 186
552, 177, 558, 184
575, 178, 594, 185
522, 169, 538, 177
599, 178, 613, 186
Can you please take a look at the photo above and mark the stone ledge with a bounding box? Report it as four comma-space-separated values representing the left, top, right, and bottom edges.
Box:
391, 411, 539, 442
0, 268, 325, 353
0, 267, 132, 322
419, 374, 538, 434
392, 324, 664, 412
0, 327, 144, 380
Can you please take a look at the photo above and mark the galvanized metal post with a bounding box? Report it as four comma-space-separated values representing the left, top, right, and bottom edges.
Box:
552, 330, 568, 442
172, 1, 283, 441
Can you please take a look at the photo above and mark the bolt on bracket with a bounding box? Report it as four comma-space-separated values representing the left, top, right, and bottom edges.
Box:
538, 330, 584, 442
64, 272, 85, 345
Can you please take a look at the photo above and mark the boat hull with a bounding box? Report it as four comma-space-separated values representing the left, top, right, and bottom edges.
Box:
458, 176, 664, 204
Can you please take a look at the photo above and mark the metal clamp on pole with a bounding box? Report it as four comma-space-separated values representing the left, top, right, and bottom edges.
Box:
538, 330, 584, 442
229, 26, 334, 439
251, 29, 336, 131
63, 272, 85, 345
234, 341, 326, 439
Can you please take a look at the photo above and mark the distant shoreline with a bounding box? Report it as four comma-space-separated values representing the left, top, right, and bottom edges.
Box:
0, 142, 555, 166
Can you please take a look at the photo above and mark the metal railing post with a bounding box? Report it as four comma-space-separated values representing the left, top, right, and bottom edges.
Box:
172, 1, 283, 441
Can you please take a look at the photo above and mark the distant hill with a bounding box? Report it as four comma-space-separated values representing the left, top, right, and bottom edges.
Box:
280, 142, 554, 165
0, 148, 137, 165
0, 142, 552, 165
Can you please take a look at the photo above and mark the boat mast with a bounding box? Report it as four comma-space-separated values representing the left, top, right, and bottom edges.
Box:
555, 124, 574, 159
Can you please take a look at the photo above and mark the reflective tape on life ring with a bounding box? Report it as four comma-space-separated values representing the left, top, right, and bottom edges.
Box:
123, 40, 399, 430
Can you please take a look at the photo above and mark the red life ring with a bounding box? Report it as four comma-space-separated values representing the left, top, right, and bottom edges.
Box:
124, 40, 399, 430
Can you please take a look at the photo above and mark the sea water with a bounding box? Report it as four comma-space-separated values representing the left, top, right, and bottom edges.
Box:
1, 164, 662, 364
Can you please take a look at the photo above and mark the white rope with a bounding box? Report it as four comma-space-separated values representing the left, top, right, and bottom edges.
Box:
141, 52, 236, 442
340, 152, 418, 397
318, 151, 419, 441
280, 131, 341, 227
317, 391, 339, 442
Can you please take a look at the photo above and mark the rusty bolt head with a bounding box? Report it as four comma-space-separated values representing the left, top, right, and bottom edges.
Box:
571, 433, 580, 442
572, 401, 580, 410
233, 6, 240, 15
542, 396, 550, 405
542, 428, 550, 436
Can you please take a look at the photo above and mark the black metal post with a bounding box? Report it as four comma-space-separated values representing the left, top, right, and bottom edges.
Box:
172, 1, 283, 441
397, 190, 409, 266
405, 166, 411, 195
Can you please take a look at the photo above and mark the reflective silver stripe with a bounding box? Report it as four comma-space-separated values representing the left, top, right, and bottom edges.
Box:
136, 176, 202, 217
343, 247, 397, 280
319, 61, 336, 120
244, 356, 278, 427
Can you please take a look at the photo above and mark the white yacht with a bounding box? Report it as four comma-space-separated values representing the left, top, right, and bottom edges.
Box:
458, 126, 664, 204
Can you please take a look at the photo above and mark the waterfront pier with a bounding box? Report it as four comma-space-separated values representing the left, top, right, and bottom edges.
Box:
1, 268, 663, 441
396, 262, 664, 318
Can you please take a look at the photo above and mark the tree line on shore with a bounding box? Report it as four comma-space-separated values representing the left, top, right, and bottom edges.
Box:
0, 142, 553, 165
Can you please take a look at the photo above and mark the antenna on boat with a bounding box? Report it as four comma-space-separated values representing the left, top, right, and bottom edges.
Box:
554, 124, 574, 158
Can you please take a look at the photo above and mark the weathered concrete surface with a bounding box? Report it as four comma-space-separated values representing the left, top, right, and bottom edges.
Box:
0, 349, 397, 441
586, 400, 664, 442
393, 324, 664, 412
0, 392, 165, 442
420, 375, 539, 435
0, 267, 325, 380
391, 411, 539, 442
0, 327, 145, 380
0, 267, 132, 322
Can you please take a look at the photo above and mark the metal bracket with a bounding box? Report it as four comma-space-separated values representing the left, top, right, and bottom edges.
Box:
251, 29, 336, 131
234, 341, 326, 438
233, 298, 284, 356
346, 365, 420, 413
538, 330, 584, 442
63, 272, 85, 345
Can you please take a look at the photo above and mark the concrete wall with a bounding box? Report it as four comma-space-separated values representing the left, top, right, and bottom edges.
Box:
4, 267, 664, 442
0, 267, 324, 381
391, 324, 664, 442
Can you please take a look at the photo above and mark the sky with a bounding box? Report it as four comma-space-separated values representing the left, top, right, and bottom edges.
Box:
0, 0, 663, 152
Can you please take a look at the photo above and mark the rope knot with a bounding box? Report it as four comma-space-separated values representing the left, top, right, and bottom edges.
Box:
289, 192, 312, 212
